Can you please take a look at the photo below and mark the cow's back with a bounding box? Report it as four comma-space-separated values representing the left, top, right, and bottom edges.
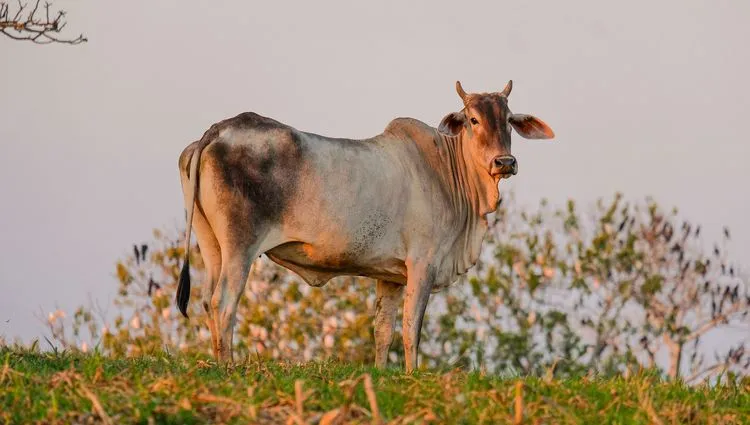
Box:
186, 112, 457, 285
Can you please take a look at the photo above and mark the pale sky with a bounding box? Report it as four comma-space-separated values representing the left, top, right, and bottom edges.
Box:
1, 0, 749, 344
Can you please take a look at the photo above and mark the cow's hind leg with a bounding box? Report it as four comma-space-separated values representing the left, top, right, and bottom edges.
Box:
212, 234, 268, 363
374, 280, 403, 368
191, 208, 222, 358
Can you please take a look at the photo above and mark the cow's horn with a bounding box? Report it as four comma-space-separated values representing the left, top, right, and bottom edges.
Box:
500, 79, 513, 97
456, 81, 468, 103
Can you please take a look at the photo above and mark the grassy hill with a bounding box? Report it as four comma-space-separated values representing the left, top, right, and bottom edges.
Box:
1, 347, 748, 424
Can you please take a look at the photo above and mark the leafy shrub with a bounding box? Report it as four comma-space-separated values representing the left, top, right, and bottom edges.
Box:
43, 192, 750, 382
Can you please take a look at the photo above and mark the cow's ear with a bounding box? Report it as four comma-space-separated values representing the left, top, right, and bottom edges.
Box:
438, 111, 466, 136
509, 114, 555, 140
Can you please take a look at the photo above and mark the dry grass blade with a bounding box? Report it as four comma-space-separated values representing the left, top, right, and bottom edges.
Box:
247, 385, 258, 420
194, 393, 241, 406
318, 408, 342, 425
637, 385, 664, 425
195, 392, 244, 422
363, 374, 382, 425
394, 408, 437, 424
78, 383, 114, 425
285, 380, 306, 425
540, 395, 579, 425
544, 359, 559, 384
0, 358, 24, 384
318, 373, 379, 425
514, 381, 524, 425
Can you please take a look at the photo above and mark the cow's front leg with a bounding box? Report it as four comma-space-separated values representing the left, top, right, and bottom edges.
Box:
402, 261, 435, 373
374, 280, 403, 368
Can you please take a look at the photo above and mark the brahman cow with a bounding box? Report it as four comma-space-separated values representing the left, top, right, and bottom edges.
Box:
176, 80, 555, 372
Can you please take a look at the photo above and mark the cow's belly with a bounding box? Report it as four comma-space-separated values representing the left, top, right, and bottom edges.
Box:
265, 241, 407, 286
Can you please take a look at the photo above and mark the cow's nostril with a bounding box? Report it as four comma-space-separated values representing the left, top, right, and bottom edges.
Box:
494, 156, 516, 168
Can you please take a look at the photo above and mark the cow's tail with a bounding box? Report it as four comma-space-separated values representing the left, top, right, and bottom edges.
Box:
176, 144, 204, 319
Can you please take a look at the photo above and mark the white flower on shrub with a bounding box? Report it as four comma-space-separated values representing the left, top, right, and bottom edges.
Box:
443, 341, 453, 354
249, 324, 268, 341
323, 299, 337, 311
130, 315, 141, 329
343, 310, 356, 323
477, 326, 487, 341
543, 267, 556, 278
270, 290, 283, 304
47, 309, 66, 325
527, 311, 537, 326
323, 317, 337, 333
471, 303, 482, 322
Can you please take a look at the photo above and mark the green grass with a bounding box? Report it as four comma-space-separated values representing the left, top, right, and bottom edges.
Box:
1, 347, 748, 424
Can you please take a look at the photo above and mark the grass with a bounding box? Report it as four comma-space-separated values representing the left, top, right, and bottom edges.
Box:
1, 347, 748, 424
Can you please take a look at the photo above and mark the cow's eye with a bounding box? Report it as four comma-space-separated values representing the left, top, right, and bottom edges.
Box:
470, 117, 479, 125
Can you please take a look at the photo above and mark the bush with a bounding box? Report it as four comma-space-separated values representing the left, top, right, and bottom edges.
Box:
43, 192, 750, 383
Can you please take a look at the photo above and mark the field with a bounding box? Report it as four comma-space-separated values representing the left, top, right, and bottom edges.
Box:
1, 347, 748, 424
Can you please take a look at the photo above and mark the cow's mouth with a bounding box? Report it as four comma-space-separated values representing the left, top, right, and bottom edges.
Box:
491, 169, 517, 180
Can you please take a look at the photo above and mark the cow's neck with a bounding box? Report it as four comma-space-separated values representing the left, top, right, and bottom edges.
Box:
438, 133, 499, 218
430, 132, 496, 277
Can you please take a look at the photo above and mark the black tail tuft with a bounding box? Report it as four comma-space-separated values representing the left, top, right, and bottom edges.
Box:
176, 257, 191, 318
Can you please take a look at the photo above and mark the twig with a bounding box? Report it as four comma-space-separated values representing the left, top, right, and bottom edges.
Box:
0, 0, 86, 45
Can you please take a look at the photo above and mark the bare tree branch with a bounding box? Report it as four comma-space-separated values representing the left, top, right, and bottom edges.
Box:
0, 0, 86, 45
687, 304, 745, 342
685, 362, 728, 384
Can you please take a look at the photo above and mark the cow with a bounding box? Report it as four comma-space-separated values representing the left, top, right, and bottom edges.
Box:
175, 80, 555, 372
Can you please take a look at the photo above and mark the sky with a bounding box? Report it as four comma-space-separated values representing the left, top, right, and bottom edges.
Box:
1, 0, 749, 345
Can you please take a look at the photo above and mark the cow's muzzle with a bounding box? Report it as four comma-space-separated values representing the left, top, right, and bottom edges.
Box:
491, 155, 517, 179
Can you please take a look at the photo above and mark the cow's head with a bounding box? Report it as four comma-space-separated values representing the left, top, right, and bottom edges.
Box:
438, 80, 555, 180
